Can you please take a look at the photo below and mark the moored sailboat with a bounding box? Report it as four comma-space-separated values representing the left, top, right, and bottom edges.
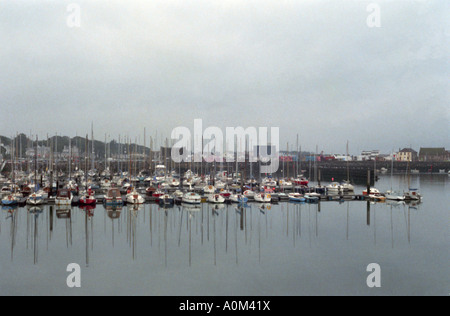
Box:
55, 188, 73, 206
79, 187, 97, 205
254, 192, 271, 203
182, 192, 201, 204
26, 190, 45, 205
208, 193, 225, 204
126, 187, 145, 204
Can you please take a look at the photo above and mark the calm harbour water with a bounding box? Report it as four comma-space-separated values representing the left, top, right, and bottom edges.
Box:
0, 174, 448, 296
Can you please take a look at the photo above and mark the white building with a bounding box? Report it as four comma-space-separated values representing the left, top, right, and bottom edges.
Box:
358, 150, 380, 161
26, 146, 51, 158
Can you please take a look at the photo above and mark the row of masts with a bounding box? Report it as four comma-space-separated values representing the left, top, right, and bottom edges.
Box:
4, 129, 348, 187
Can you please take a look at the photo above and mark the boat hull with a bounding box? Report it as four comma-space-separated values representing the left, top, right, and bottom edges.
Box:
26, 195, 45, 205
55, 198, 72, 206
104, 198, 124, 206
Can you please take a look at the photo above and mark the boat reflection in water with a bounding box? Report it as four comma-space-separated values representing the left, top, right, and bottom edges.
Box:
0, 199, 422, 267
0, 192, 429, 295
106, 205, 122, 220
1, 172, 447, 296
56, 205, 71, 219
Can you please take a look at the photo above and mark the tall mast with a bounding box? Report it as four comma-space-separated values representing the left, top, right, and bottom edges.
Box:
296, 134, 299, 177
85, 134, 88, 188
149, 136, 153, 175
346, 140, 350, 182
35, 135, 38, 191
118, 134, 121, 175
143, 127, 146, 171
104, 133, 107, 172
69, 137, 72, 181
286, 142, 289, 179
91, 122, 94, 171
12, 134, 15, 186
55, 132, 58, 174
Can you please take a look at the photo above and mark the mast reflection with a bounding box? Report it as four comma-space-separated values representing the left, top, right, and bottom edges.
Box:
27, 205, 43, 264
0, 199, 421, 268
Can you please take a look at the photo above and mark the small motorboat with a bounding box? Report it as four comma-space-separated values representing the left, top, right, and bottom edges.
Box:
159, 194, 174, 206
288, 192, 305, 203
55, 189, 73, 206
104, 188, 124, 206
304, 194, 320, 203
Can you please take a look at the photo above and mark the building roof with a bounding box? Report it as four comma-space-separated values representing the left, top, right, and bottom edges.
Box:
419, 148, 446, 156
399, 148, 417, 154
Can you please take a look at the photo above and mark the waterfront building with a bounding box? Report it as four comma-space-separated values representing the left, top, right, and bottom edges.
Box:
396, 148, 418, 162
419, 148, 449, 162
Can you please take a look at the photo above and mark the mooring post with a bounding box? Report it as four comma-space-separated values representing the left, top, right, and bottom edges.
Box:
366, 168, 371, 199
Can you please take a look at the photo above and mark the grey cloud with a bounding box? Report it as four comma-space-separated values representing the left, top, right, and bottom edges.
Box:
0, 0, 448, 153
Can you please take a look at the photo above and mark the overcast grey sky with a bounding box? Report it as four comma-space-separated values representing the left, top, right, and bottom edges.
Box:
0, 0, 448, 154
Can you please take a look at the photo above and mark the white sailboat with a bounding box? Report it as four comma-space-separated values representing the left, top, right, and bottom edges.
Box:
126, 187, 145, 204
203, 185, 216, 195
386, 157, 405, 201
26, 191, 45, 205
208, 193, 225, 204
254, 192, 272, 203
169, 177, 180, 187
341, 181, 354, 192
279, 179, 293, 190
342, 141, 355, 192
27, 137, 45, 206
243, 190, 255, 199
404, 189, 422, 201
385, 191, 405, 201
182, 192, 201, 204
262, 178, 277, 188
